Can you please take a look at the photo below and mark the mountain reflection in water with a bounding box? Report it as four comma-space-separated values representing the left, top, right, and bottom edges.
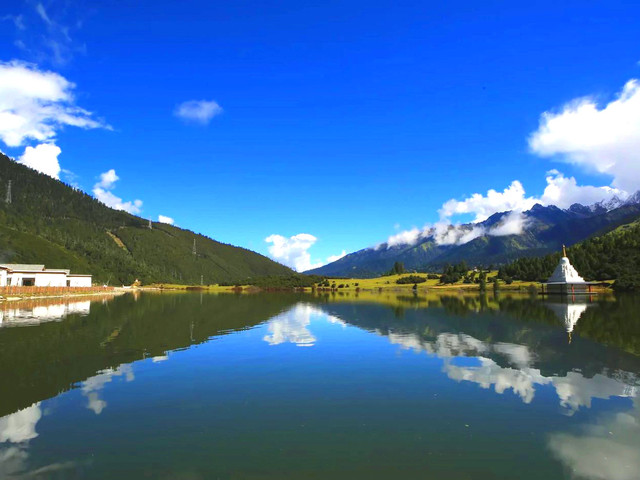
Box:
0, 291, 639, 480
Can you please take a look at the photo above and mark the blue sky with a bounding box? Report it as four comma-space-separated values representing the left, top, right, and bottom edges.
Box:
1, 0, 640, 270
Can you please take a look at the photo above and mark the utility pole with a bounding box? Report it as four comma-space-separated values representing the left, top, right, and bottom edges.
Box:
148, 219, 152, 229
5, 180, 11, 205
200, 274, 203, 286
192, 238, 197, 256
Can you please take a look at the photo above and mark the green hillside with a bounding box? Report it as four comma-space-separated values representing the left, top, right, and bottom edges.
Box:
0, 153, 292, 284
499, 219, 640, 290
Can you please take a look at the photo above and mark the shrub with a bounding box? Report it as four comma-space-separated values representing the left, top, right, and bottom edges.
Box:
396, 275, 427, 285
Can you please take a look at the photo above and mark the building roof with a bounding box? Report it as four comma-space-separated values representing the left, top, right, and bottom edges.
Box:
43, 269, 71, 274
67, 274, 92, 277
0, 264, 45, 272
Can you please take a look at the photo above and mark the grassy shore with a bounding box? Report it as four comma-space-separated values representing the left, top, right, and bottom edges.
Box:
145, 273, 613, 294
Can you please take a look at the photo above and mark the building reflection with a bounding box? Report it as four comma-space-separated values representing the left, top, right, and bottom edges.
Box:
544, 297, 592, 343
0, 299, 91, 327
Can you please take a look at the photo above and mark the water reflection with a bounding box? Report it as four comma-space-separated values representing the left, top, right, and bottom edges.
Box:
263, 304, 317, 347
545, 299, 592, 343
1, 292, 639, 479
0, 299, 91, 327
548, 397, 640, 480
0, 403, 41, 443
82, 365, 135, 415
263, 304, 346, 346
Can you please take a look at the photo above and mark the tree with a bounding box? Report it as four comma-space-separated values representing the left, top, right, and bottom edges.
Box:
392, 261, 405, 274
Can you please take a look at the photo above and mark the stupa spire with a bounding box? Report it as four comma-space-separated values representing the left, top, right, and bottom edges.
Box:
562, 244, 567, 257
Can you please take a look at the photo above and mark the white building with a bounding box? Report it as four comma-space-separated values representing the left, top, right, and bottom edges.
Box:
0, 264, 92, 287
544, 246, 594, 294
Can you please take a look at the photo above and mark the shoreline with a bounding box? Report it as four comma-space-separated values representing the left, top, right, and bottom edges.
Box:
0, 288, 126, 303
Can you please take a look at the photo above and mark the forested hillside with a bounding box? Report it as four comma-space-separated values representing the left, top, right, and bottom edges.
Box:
498, 220, 640, 290
0, 153, 292, 284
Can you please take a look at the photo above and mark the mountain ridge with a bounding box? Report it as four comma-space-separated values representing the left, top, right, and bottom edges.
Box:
306, 194, 640, 277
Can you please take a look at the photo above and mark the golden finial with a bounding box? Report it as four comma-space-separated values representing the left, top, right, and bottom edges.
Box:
562, 244, 567, 257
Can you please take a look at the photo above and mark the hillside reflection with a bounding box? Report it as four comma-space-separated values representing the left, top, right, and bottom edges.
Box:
1, 291, 640, 480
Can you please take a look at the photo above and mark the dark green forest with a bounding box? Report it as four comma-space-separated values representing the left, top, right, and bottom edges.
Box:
0, 153, 292, 284
499, 220, 640, 290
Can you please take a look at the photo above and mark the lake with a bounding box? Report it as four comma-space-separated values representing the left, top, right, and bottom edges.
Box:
1, 291, 639, 479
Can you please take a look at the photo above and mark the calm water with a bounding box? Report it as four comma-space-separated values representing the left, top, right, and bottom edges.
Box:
1, 292, 640, 479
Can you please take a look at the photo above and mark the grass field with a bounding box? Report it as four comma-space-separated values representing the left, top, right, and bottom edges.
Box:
319, 272, 542, 292
145, 272, 552, 293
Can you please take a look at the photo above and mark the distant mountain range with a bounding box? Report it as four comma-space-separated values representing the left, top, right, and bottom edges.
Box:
0, 153, 292, 284
306, 194, 640, 277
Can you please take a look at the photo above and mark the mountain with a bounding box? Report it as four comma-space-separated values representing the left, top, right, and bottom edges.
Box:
0, 153, 292, 284
306, 195, 640, 277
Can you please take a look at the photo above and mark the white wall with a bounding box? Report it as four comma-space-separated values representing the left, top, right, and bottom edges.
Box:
8, 272, 67, 287
0, 270, 6, 287
68, 276, 92, 287
35, 272, 68, 287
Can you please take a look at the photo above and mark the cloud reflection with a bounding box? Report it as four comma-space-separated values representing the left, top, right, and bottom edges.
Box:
263, 304, 317, 346
0, 403, 42, 444
81, 364, 134, 415
548, 398, 640, 480
386, 331, 637, 411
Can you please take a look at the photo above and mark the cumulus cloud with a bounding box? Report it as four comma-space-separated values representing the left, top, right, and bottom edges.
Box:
530, 79, 640, 192
265, 233, 346, 272
384, 171, 629, 249
174, 100, 223, 124
17, 142, 61, 178
540, 170, 626, 208
92, 169, 143, 214
158, 215, 174, 225
0, 60, 106, 147
439, 180, 537, 223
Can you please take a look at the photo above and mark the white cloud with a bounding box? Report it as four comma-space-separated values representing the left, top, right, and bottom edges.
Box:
530, 79, 640, 192
439, 180, 538, 223
174, 100, 223, 124
265, 233, 346, 272
326, 250, 347, 263
158, 215, 174, 225
35, 3, 53, 26
0, 60, 106, 148
540, 170, 626, 208
384, 171, 628, 249
387, 227, 423, 248
96, 168, 118, 189
488, 211, 528, 236
17, 142, 61, 178
265, 233, 321, 272
92, 169, 143, 215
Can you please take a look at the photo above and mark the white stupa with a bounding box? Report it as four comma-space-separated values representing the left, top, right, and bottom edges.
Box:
545, 246, 593, 294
